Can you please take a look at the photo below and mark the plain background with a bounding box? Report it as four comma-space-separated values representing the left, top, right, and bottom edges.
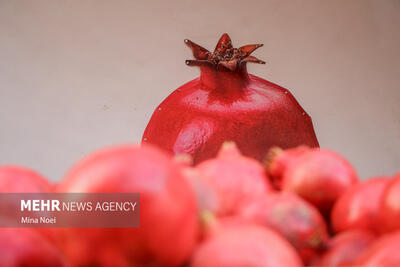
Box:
0, 0, 399, 181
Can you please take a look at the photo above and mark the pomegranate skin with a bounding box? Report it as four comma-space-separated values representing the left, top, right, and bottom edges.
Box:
0, 165, 52, 193
357, 231, 400, 267
331, 177, 390, 234
0, 228, 67, 267
57, 144, 198, 267
0, 166, 60, 245
265, 146, 310, 189
379, 173, 400, 233
191, 223, 303, 267
319, 230, 375, 267
142, 34, 319, 164
239, 192, 329, 264
282, 149, 358, 215
195, 142, 272, 216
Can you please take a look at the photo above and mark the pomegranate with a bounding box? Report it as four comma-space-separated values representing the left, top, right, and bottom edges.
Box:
264, 146, 310, 189
331, 177, 390, 234
357, 231, 400, 267
319, 230, 375, 267
239, 192, 329, 264
379, 173, 400, 233
195, 142, 272, 216
0, 165, 52, 193
191, 223, 303, 267
142, 33, 319, 164
282, 149, 358, 215
0, 228, 67, 267
57, 144, 198, 267
0, 166, 59, 245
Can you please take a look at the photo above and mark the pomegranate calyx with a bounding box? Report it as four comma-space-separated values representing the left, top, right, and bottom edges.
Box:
184, 33, 265, 72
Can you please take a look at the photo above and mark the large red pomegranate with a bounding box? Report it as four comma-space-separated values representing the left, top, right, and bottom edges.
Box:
379, 173, 400, 233
239, 192, 329, 264
357, 231, 400, 266
0, 228, 67, 267
191, 223, 302, 267
282, 149, 358, 215
56, 144, 198, 267
319, 230, 375, 267
331, 177, 390, 234
195, 142, 272, 216
142, 33, 319, 164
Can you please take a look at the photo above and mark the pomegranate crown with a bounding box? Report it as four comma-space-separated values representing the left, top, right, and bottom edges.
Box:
185, 33, 265, 72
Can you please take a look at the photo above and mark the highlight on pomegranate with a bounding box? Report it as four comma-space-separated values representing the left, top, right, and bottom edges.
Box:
1, 1, 399, 267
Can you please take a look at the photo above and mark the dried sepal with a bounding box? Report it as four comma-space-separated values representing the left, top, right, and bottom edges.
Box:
242, 56, 266, 64
239, 44, 263, 56
184, 39, 210, 60
185, 60, 214, 68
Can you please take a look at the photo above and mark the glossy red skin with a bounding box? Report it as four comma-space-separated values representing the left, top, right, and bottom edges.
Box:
357, 231, 400, 266
331, 177, 390, 234
379, 173, 400, 233
192, 223, 303, 267
142, 68, 319, 164
319, 230, 375, 267
0, 228, 67, 267
266, 146, 310, 189
195, 142, 272, 216
239, 192, 329, 264
282, 149, 358, 216
57, 144, 198, 267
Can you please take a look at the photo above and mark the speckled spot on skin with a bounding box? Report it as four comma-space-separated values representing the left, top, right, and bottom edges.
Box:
173, 119, 214, 155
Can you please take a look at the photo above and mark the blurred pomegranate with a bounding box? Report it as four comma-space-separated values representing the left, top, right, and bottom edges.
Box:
357, 231, 400, 267
319, 230, 375, 267
239, 192, 329, 264
191, 223, 302, 267
331, 177, 390, 234
282, 149, 358, 215
195, 142, 272, 216
0, 165, 52, 193
0, 166, 59, 245
57, 144, 198, 267
379, 173, 400, 233
264, 146, 310, 189
0, 228, 67, 267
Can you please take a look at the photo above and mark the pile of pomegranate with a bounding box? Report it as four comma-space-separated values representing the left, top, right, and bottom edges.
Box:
1, 142, 400, 267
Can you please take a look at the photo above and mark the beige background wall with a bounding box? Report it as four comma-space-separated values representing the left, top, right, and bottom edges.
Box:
0, 0, 399, 181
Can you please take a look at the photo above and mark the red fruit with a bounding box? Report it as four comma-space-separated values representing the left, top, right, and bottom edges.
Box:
265, 146, 310, 189
357, 231, 400, 266
142, 33, 319, 164
57, 144, 198, 267
181, 167, 219, 216
0, 165, 52, 193
282, 149, 358, 215
319, 230, 375, 267
0, 228, 67, 267
0, 166, 58, 245
379, 173, 400, 233
239, 192, 329, 264
195, 142, 272, 216
191, 223, 303, 267
331, 177, 390, 234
